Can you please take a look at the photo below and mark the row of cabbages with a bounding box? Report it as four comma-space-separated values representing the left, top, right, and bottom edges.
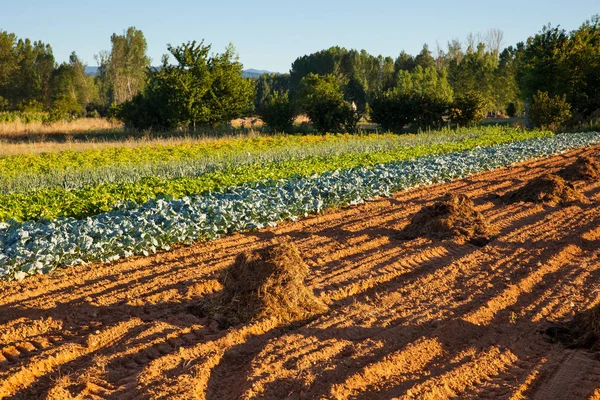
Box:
1, 131, 599, 281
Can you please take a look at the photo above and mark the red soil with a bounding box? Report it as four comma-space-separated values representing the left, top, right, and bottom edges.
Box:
1, 145, 600, 399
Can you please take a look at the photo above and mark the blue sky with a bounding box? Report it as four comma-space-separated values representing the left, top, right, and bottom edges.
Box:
1, 1, 597, 72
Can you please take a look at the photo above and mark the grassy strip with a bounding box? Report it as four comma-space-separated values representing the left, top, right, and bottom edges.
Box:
0, 128, 548, 222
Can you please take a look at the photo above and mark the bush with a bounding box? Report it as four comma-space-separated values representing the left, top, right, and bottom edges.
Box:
370, 89, 449, 132
370, 90, 412, 132
46, 96, 83, 123
297, 73, 359, 133
449, 92, 489, 127
257, 92, 297, 133
530, 91, 572, 130
18, 100, 44, 113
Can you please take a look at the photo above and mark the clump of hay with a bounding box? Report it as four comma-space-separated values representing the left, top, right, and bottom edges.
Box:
559, 157, 600, 181
194, 240, 328, 326
502, 174, 586, 205
547, 303, 600, 351
397, 194, 494, 244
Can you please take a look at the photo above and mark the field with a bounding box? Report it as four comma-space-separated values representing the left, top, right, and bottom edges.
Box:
1, 127, 600, 399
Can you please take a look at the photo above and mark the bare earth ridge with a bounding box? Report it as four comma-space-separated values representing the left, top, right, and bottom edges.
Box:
1, 145, 600, 399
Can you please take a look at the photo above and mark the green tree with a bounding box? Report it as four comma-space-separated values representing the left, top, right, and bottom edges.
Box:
96, 27, 150, 107
0, 32, 55, 110
297, 73, 358, 132
118, 40, 254, 130
50, 52, 97, 118
257, 92, 297, 132
371, 66, 453, 131
414, 44, 436, 70
254, 73, 290, 110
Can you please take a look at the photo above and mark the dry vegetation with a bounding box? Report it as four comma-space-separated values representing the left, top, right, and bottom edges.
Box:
559, 156, 600, 181
397, 193, 495, 245
193, 240, 328, 326
0, 118, 121, 136
503, 174, 587, 205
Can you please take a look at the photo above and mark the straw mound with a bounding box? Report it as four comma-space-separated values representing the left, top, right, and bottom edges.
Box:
397, 194, 494, 244
559, 157, 600, 181
547, 303, 600, 351
193, 240, 328, 325
503, 174, 586, 205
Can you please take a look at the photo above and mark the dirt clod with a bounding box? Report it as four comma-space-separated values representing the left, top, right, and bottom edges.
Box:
559, 157, 600, 181
194, 240, 328, 325
397, 193, 494, 243
503, 174, 586, 205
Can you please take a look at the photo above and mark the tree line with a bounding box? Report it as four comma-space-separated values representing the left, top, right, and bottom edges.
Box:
1, 14, 599, 131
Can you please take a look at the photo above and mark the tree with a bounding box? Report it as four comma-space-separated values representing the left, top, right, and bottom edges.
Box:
414, 44, 436, 70
254, 73, 290, 111
0, 32, 55, 110
297, 73, 358, 132
96, 27, 150, 106
394, 51, 415, 72
118, 41, 254, 130
371, 66, 453, 131
202, 44, 255, 125
257, 92, 297, 132
50, 52, 97, 118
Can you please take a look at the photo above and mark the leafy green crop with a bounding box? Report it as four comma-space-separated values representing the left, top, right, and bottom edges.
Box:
0, 127, 549, 222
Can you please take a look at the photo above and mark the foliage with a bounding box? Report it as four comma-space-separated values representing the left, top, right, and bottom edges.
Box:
0, 127, 549, 222
519, 16, 600, 118
2, 131, 599, 281
297, 73, 359, 133
94, 27, 150, 108
118, 41, 254, 130
530, 90, 572, 129
0, 111, 47, 124
369, 90, 413, 131
50, 52, 98, 119
371, 66, 453, 131
47, 95, 82, 122
256, 92, 297, 132
0, 31, 55, 110
254, 73, 290, 111
449, 92, 490, 126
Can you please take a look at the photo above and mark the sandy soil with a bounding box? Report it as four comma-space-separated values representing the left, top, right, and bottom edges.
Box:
1, 145, 600, 399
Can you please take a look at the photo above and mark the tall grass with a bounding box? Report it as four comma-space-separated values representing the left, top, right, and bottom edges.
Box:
0, 117, 122, 136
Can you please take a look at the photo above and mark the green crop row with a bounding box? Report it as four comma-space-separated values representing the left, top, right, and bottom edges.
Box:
0, 127, 550, 222
0, 126, 540, 183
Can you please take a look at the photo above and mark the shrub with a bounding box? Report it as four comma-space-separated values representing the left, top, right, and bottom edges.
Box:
449, 92, 489, 127
411, 94, 449, 130
257, 92, 297, 133
370, 89, 449, 132
370, 90, 412, 132
18, 100, 44, 113
530, 91, 572, 130
297, 73, 359, 133
46, 96, 82, 123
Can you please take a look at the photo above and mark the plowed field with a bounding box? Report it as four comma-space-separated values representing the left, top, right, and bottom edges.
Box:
1, 145, 600, 400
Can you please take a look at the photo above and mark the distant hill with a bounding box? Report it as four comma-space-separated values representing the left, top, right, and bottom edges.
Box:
242, 69, 275, 78
86, 66, 99, 76
85, 66, 276, 79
